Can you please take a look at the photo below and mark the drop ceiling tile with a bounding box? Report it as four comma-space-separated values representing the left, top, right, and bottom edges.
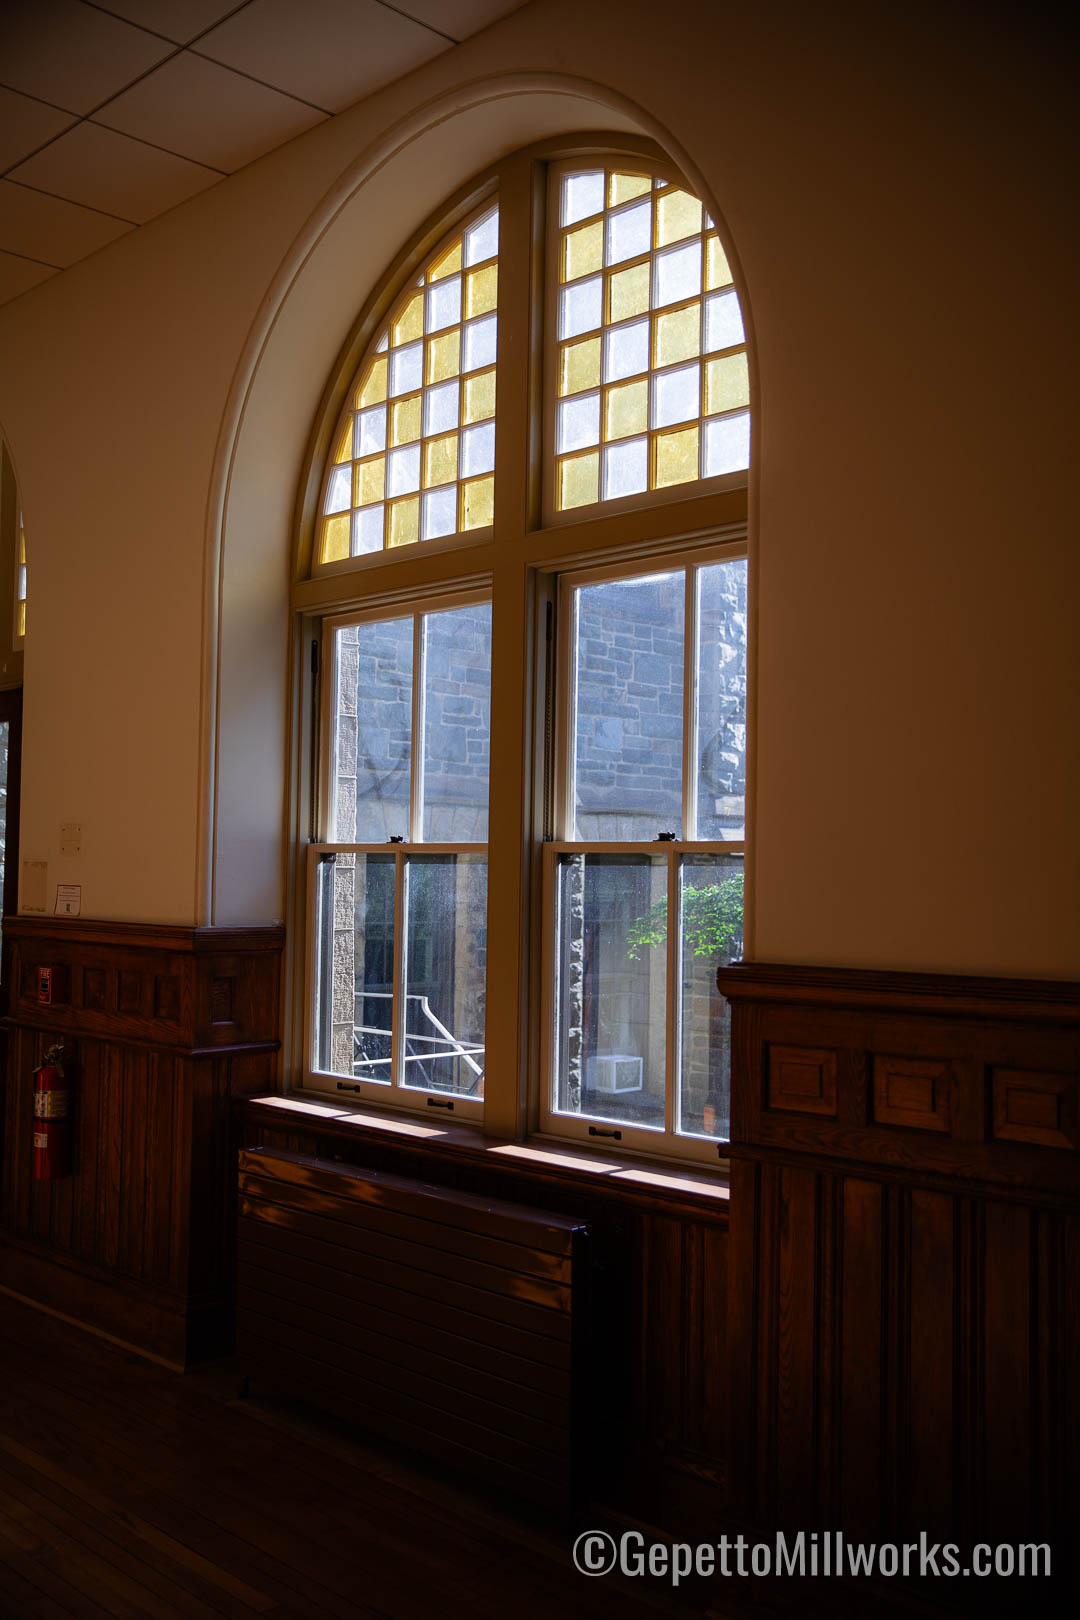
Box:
0, 87, 78, 174
0, 0, 175, 116
95, 51, 326, 172
396, 1, 527, 40
8, 122, 221, 224
0, 249, 58, 304
88, 2, 247, 46
0, 180, 134, 267
196, 0, 447, 115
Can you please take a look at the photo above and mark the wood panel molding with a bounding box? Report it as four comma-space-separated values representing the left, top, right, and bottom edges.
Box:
0, 916, 284, 1366
719, 959, 1080, 1589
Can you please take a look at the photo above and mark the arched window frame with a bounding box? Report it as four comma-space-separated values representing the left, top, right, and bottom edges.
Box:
289, 134, 751, 1167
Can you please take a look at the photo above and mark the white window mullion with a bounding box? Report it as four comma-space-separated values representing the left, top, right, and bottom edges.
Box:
665, 841, 679, 1135
683, 564, 699, 840
410, 612, 425, 844
391, 845, 407, 1093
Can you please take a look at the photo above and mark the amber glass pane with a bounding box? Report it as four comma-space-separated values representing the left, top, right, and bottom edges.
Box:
391, 395, 422, 445
394, 294, 423, 345
609, 172, 651, 207
462, 475, 494, 529
426, 330, 460, 384
705, 353, 750, 415
559, 451, 599, 509
655, 305, 701, 368
358, 358, 387, 407
655, 425, 699, 487
466, 264, 497, 317
424, 434, 458, 488
357, 459, 385, 505
322, 514, 350, 561
657, 188, 702, 246
561, 337, 602, 397
609, 261, 650, 323
429, 240, 462, 280
605, 380, 648, 441
389, 497, 419, 547
463, 369, 496, 423
706, 234, 732, 290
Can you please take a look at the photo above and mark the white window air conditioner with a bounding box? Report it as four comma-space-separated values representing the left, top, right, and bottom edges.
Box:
586, 1053, 644, 1093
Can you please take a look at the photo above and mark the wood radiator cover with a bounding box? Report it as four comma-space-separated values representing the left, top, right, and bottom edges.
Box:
237, 1146, 589, 1509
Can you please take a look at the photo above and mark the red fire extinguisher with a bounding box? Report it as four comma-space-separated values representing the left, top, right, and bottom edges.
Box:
33, 1044, 71, 1181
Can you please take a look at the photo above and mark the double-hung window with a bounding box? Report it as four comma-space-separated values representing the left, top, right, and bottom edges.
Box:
300, 142, 750, 1161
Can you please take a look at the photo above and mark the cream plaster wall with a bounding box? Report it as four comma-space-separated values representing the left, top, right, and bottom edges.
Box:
0, 0, 1075, 975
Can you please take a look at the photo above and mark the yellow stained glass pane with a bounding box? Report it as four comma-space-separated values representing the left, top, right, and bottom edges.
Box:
16, 602, 25, 638
605, 380, 648, 442
655, 304, 701, 368
560, 337, 601, 397
333, 418, 354, 462
322, 513, 350, 562
463, 368, 496, 423
358, 357, 387, 407
427, 329, 461, 384
391, 395, 422, 445
462, 475, 494, 530
564, 221, 603, 282
706, 234, 732, 290
356, 457, 385, 506
654, 425, 699, 488
424, 433, 458, 488
393, 294, 424, 347
466, 264, 497, 318
657, 188, 703, 247
609, 172, 651, 207
706, 352, 750, 415
389, 496, 419, 547
429, 240, 462, 281
608, 261, 650, 324
559, 451, 599, 510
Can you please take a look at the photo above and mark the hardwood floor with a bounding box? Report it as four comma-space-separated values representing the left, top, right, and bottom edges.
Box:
0, 1291, 685, 1620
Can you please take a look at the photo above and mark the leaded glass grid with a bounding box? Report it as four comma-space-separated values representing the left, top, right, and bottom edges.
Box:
553, 167, 749, 512
316, 204, 499, 565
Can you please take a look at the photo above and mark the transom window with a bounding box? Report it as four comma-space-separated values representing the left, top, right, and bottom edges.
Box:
298, 139, 750, 1164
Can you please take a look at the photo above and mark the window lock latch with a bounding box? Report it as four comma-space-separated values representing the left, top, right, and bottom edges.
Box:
588, 1125, 622, 1141
427, 1097, 455, 1110
656, 831, 677, 841
336, 1081, 362, 1094
388, 835, 405, 843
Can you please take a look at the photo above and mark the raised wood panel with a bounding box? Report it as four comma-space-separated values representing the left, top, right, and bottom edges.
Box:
766, 1043, 837, 1116
0, 917, 283, 1365
991, 1066, 1077, 1149
873, 1054, 951, 1132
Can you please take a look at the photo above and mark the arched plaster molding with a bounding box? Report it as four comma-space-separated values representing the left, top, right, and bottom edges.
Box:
202, 71, 755, 926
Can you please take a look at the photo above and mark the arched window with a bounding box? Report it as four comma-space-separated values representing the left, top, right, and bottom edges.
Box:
298, 141, 749, 1164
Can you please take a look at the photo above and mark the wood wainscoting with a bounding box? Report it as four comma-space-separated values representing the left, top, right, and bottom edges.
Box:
0, 916, 284, 1367
717, 961, 1080, 1568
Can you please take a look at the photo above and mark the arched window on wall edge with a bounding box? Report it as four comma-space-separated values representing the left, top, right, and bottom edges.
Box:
293, 135, 751, 1167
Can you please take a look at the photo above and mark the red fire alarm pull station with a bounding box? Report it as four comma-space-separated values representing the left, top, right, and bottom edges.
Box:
37, 966, 53, 1005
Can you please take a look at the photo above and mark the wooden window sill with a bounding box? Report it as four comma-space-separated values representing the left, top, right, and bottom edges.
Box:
239, 1093, 730, 1221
